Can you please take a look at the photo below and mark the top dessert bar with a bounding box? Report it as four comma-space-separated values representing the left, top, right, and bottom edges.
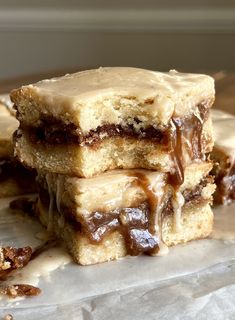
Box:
11, 67, 215, 129
11, 67, 215, 179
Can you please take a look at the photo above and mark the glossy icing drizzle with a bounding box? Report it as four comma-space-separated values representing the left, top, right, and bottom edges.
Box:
45, 173, 54, 232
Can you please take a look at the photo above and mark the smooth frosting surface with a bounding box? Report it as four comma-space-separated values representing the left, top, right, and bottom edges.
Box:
12, 68, 215, 129
32, 67, 214, 100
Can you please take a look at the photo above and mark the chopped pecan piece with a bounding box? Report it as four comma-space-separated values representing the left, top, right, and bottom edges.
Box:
0, 246, 32, 270
0, 246, 33, 280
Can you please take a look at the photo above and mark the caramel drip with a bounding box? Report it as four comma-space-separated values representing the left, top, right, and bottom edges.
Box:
171, 191, 185, 232
168, 113, 204, 231
169, 104, 207, 187
166, 105, 208, 232
127, 171, 166, 254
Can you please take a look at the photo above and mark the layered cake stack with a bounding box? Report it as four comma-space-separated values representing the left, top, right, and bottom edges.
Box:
0, 102, 36, 197
10, 67, 216, 265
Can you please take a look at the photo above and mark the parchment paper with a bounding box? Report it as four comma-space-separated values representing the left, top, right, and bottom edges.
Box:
0, 197, 234, 320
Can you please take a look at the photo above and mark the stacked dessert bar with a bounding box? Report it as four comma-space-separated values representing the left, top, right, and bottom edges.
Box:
0, 102, 36, 197
211, 109, 235, 205
11, 67, 216, 265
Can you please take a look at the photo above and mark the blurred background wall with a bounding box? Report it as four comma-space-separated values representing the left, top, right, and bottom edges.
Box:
0, 0, 235, 80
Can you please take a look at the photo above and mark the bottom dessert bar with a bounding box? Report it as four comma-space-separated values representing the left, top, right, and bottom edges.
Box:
37, 199, 213, 265
36, 163, 215, 265
211, 110, 235, 205
0, 103, 36, 197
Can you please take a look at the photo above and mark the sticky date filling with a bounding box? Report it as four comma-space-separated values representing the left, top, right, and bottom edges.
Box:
16, 104, 208, 148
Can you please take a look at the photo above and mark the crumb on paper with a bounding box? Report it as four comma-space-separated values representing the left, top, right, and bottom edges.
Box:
3, 314, 14, 320
0, 248, 11, 271
0, 284, 41, 298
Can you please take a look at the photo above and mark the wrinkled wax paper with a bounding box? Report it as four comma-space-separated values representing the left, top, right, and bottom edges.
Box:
0, 197, 234, 320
